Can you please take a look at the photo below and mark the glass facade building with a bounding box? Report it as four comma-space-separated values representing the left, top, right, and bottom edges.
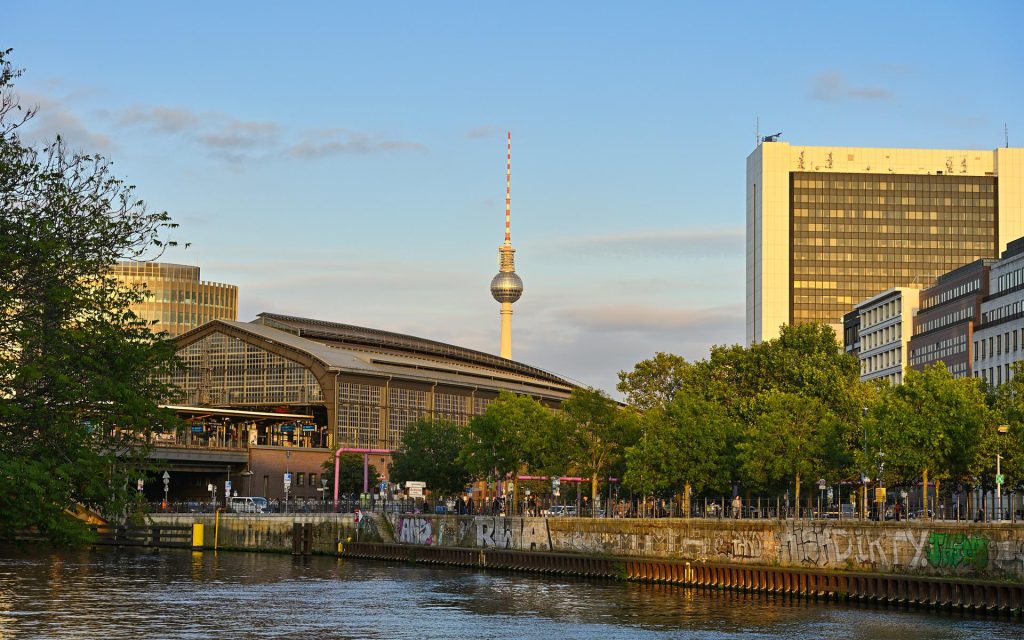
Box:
748, 143, 1024, 343
111, 262, 238, 337
168, 313, 574, 451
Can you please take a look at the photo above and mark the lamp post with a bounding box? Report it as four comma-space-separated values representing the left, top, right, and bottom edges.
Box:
162, 471, 170, 509
240, 468, 254, 497
996, 424, 1009, 521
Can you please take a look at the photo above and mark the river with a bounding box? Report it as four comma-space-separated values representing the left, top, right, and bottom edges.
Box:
0, 547, 1019, 639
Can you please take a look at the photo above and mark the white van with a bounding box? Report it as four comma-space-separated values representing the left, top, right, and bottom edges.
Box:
230, 496, 269, 513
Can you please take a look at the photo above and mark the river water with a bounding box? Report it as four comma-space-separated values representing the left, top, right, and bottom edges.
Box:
0, 548, 1019, 639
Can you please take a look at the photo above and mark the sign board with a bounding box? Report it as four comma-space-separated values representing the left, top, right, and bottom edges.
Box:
408, 487, 424, 498
551, 477, 561, 491
281, 424, 294, 433
191, 426, 204, 433
284, 472, 292, 490
137, 479, 144, 492
817, 479, 827, 490
379, 481, 388, 493
996, 474, 1005, 485
405, 481, 426, 489
225, 480, 232, 495
874, 487, 886, 503
302, 424, 316, 432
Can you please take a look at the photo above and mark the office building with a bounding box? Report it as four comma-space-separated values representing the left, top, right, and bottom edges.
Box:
111, 262, 238, 337
974, 239, 1024, 386
908, 259, 991, 379
747, 142, 1024, 343
852, 287, 919, 385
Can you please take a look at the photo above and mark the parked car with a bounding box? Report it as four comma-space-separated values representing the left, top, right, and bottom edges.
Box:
546, 505, 577, 517
229, 496, 269, 513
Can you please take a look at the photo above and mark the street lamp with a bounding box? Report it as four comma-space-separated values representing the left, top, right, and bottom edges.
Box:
162, 471, 170, 509
240, 468, 254, 497
996, 424, 1009, 521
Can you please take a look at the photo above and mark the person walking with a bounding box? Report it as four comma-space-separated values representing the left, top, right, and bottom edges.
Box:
732, 494, 742, 519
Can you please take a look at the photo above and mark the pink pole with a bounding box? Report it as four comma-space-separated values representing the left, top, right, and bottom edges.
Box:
333, 447, 392, 511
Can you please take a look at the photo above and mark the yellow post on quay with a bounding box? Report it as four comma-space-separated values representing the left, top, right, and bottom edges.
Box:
192, 523, 204, 549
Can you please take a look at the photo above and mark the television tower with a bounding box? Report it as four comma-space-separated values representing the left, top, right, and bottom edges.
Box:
490, 132, 524, 359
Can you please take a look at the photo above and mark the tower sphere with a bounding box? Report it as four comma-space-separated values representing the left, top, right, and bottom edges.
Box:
490, 271, 524, 303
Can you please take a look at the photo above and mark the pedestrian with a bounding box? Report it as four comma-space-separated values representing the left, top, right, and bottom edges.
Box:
732, 495, 742, 519
975, 507, 984, 522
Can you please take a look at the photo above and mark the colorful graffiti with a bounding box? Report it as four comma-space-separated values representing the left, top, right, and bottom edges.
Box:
926, 532, 989, 570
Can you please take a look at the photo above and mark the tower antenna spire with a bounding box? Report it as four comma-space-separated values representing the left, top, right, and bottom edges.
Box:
490, 131, 524, 359
505, 131, 512, 246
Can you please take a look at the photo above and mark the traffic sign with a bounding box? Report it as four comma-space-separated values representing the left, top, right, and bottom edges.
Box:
225, 480, 232, 495
284, 472, 292, 489
996, 474, 1005, 485
817, 479, 827, 490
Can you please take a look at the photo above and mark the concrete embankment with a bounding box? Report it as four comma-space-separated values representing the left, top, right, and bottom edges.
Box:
149, 513, 1024, 581
148, 512, 389, 554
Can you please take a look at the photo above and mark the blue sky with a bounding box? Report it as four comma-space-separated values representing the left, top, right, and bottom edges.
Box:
8, 3, 1024, 394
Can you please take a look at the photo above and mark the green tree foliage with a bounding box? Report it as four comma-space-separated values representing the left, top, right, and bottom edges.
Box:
459, 391, 553, 480
322, 454, 381, 496
0, 51, 181, 544
616, 352, 691, 412
389, 419, 472, 496
623, 393, 737, 497
738, 390, 841, 510
554, 388, 638, 512
988, 362, 1024, 490
867, 365, 992, 492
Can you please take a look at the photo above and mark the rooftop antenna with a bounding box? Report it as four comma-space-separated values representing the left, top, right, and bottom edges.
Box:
756, 116, 760, 148
504, 131, 512, 246
1006, 123, 1010, 149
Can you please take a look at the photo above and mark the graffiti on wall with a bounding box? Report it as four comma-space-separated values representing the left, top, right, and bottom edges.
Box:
925, 532, 988, 570
397, 517, 434, 545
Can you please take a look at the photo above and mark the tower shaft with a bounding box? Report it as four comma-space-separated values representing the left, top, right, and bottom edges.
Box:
500, 302, 513, 359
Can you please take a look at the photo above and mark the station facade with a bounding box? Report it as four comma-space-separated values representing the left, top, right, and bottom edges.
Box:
151, 313, 577, 503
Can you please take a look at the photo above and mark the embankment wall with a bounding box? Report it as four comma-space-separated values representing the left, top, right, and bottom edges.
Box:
149, 513, 1024, 581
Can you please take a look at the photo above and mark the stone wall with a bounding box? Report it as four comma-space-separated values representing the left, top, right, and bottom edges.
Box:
383, 514, 1024, 581
148, 512, 1024, 581
148, 513, 387, 554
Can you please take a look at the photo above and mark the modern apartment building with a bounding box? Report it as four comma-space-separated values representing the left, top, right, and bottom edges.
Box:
908, 259, 991, 379
747, 142, 1024, 343
111, 262, 238, 337
851, 288, 919, 385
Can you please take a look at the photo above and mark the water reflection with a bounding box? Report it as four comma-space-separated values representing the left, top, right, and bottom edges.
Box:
0, 547, 1019, 640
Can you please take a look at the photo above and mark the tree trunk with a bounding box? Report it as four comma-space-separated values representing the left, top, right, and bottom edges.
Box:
684, 481, 691, 518
922, 468, 929, 520
795, 473, 801, 519
934, 478, 940, 519
591, 472, 598, 517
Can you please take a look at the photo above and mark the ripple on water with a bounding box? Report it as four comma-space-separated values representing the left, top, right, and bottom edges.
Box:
0, 548, 1021, 640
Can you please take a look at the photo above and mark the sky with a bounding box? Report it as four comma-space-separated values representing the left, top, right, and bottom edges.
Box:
7, 3, 1024, 395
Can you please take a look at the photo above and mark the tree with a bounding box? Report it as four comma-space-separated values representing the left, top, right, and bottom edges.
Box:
555, 388, 638, 515
616, 352, 691, 412
867, 365, 992, 517
737, 390, 840, 516
389, 419, 472, 496
0, 51, 181, 544
624, 393, 737, 512
987, 362, 1024, 492
459, 391, 554, 513
322, 454, 381, 496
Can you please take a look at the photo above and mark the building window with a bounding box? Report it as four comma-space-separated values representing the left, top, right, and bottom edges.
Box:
310, 473, 318, 487
297, 472, 305, 487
